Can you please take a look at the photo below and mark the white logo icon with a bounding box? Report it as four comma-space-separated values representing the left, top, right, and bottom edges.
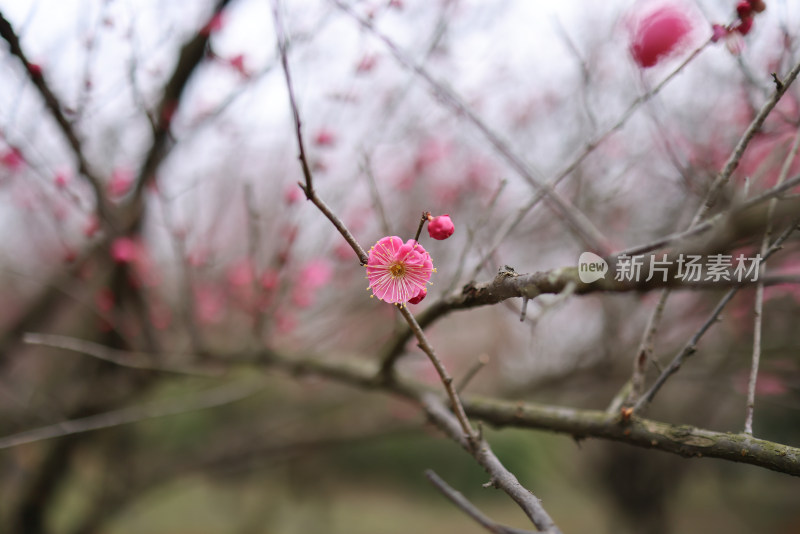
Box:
578, 252, 608, 283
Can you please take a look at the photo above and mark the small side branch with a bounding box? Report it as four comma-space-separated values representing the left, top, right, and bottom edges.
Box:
397, 305, 474, 440
744, 124, 800, 434
0, 10, 112, 225
635, 220, 799, 412
421, 394, 561, 533
425, 470, 537, 534
271, 0, 369, 265
693, 58, 800, 225
0, 380, 263, 450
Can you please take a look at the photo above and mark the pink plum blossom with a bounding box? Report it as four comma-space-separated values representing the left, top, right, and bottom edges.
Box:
284, 183, 302, 204
95, 287, 114, 313
200, 12, 224, 36
629, 4, 694, 68
313, 128, 336, 147
228, 54, 250, 77
1, 147, 25, 171
83, 214, 100, 238
194, 284, 226, 324
428, 214, 454, 240
108, 167, 134, 198
290, 259, 333, 309
28, 63, 43, 77
355, 54, 378, 74
408, 287, 427, 305
226, 258, 254, 287
261, 268, 279, 290
111, 237, 139, 263
366, 236, 433, 304
54, 171, 71, 188
299, 259, 332, 290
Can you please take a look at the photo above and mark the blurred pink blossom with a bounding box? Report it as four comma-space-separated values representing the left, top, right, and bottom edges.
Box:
83, 214, 101, 238
108, 167, 134, 198
227, 258, 254, 287
355, 54, 379, 74
284, 183, 302, 204
299, 259, 332, 290
194, 284, 226, 324
54, 170, 71, 189
629, 3, 694, 68
111, 237, 139, 263
313, 128, 337, 147
261, 268, 279, 290
733, 370, 788, 396
1, 147, 25, 171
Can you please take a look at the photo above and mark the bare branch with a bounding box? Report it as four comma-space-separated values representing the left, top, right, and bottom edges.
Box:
23, 332, 219, 377
397, 305, 474, 439
744, 124, 800, 434
380, 200, 800, 375
457, 354, 490, 394
125, 0, 234, 227
0, 9, 113, 226
692, 58, 800, 226
421, 393, 561, 533
271, 0, 369, 265
635, 220, 799, 412
258, 347, 800, 477
618, 169, 800, 257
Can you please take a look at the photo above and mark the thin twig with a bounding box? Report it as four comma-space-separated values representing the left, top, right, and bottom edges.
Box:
635, 221, 800, 412
617, 170, 800, 257
413, 212, 429, 243
360, 154, 392, 236
692, 59, 800, 226
633, 287, 739, 413
471, 40, 712, 277
627, 60, 800, 410
23, 333, 219, 377
425, 469, 537, 534
448, 178, 507, 294
0, 380, 263, 450
330, 0, 610, 256
457, 354, 490, 394
271, 0, 314, 195
421, 393, 561, 533
299, 184, 369, 264
244, 182, 268, 340
744, 125, 800, 434
397, 305, 474, 439
125, 0, 233, 233
0, 10, 113, 227
629, 289, 670, 404
271, 0, 369, 264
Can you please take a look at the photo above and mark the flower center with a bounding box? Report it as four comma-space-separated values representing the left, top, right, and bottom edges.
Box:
389, 262, 406, 277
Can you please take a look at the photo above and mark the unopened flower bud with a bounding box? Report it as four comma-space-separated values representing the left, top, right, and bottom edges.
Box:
408, 287, 427, 305
427, 214, 454, 240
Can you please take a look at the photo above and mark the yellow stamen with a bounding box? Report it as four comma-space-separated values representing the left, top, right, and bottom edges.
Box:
389, 262, 406, 277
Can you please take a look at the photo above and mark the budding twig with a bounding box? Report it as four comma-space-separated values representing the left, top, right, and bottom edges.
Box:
414, 212, 430, 243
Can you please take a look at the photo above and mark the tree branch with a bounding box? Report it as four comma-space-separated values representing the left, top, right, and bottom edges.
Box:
0, 9, 112, 226
425, 470, 537, 534
271, 0, 369, 265
421, 394, 561, 533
